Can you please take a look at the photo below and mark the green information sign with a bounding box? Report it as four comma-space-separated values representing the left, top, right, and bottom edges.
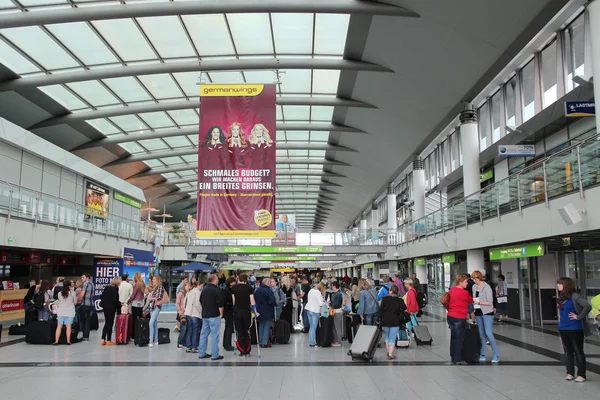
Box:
414, 258, 426, 266
489, 242, 545, 260
442, 253, 456, 263
480, 169, 494, 183
224, 246, 323, 254
251, 256, 317, 261
114, 192, 142, 209
363, 263, 375, 269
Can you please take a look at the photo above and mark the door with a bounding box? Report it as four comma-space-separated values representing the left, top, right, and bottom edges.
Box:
518, 258, 542, 327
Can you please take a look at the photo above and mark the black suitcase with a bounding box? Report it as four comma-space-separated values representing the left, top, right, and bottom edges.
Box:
462, 323, 481, 363
158, 327, 171, 344
25, 309, 37, 326
58, 326, 80, 344
9, 324, 28, 336
273, 319, 291, 344
134, 318, 150, 346
345, 314, 360, 343
90, 312, 99, 331
316, 316, 334, 348
26, 320, 56, 344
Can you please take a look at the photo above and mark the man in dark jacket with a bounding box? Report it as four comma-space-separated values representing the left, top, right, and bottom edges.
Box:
254, 278, 277, 348
222, 277, 236, 351
198, 274, 224, 360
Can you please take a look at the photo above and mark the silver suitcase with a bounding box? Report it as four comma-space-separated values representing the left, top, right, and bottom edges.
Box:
348, 325, 381, 361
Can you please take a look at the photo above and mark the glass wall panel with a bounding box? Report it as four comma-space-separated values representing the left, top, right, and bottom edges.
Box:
505, 76, 518, 127
450, 131, 458, 171
424, 156, 430, 190
430, 150, 437, 187
521, 60, 536, 122
441, 139, 449, 177
478, 102, 490, 151
541, 40, 558, 108
491, 90, 502, 143
563, 13, 585, 93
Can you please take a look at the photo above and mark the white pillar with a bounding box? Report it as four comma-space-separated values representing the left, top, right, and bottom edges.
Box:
459, 107, 481, 197
416, 265, 427, 287
387, 193, 397, 231
359, 219, 367, 231
370, 205, 378, 242
412, 160, 425, 220
466, 250, 485, 274
588, 1, 600, 133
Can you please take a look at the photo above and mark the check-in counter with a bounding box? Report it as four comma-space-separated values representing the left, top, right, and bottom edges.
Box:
0, 289, 27, 322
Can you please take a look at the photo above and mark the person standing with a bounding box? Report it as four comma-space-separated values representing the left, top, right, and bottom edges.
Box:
447, 274, 474, 365
305, 283, 325, 347
299, 276, 312, 332
329, 282, 345, 347
53, 277, 65, 300
53, 281, 77, 345
557, 277, 591, 383
147, 276, 167, 348
184, 281, 202, 353
350, 277, 360, 313
222, 277, 236, 352
471, 271, 500, 363
254, 278, 277, 348
411, 273, 421, 292
176, 281, 190, 349
231, 273, 256, 357
496, 274, 508, 322
198, 274, 224, 360
280, 275, 294, 328
392, 273, 406, 297
100, 277, 121, 346
357, 279, 379, 326
79, 273, 95, 342
403, 279, 420, 317
127, 272, 146, 338
379, 284, 406, 359
118, 274, 133, 314
37, 280, 53, 321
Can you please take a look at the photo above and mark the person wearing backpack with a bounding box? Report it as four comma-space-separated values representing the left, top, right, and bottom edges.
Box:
377, 275, 392, 302
36, 280, 53, 321
379, 284, 407, 360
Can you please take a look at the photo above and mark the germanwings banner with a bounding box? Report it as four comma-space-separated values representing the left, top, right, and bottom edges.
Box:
196, 84, 276, 238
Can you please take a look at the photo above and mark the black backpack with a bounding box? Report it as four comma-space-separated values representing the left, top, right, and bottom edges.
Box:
416, 291, 428, 309
33, 293, 44, 311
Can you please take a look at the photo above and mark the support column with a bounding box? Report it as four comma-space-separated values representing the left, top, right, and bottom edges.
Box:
387, 184, 397, 244
412, 158, 425, 220
416, 264, 427, 290
466, 250, 485, 274
359, 218, 368, 244
587, 1, 600, 133
370, 203, 378, 241
459, 106, 481, 197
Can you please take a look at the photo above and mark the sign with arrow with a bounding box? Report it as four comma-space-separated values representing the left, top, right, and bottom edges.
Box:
489, 242, 545, 261
7, 237, 14, 245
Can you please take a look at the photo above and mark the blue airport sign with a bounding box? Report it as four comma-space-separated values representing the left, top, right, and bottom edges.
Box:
565, 101, 595, 117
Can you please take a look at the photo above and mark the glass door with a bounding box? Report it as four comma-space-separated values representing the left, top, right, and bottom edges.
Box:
519, 258, 531, 323
519, 258, 543, 326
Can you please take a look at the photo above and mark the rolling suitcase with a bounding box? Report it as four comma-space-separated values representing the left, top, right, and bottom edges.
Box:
348, 325, 382, 361
273, 319, 291, 344
316, 316, 334, 348
345, 314, 360, 343
462, 322, 481, 363
26, 320, 56, 344
90, 312, 99, 331
412, 325, 433, 345
116, 313, 133, 344
9, 323, 27, 336
134, 318, 150, 346
158, 327, 170, 344
396, 327, 411, 348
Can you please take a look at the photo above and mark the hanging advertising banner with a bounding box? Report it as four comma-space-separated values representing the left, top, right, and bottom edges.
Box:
122, 247, 153, 284
273, 214, 297, 245
92, 258, 122, 311
85, 181, 110, 220
197, 84, 276, 238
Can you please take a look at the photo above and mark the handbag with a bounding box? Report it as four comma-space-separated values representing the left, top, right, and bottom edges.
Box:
497, 296, 507, 304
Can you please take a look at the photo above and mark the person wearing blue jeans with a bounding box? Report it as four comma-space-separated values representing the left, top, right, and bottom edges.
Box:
254, 278, 277, 347
447, 316, 467, 364
305, 283, 325, 347
186, 316, 200, 351
471, 271, 500, 363
307, 311, 320, 346
146, 276, 167, 348
378, 283, 406, 359
183, 282, 202, 352
197, 275, 224, 360
357, 279, 379, 326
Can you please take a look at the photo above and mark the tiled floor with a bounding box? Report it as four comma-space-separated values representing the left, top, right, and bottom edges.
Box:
1, 307, 599, 400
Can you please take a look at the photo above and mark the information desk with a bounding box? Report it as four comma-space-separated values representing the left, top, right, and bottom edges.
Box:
0, 289, 27, 322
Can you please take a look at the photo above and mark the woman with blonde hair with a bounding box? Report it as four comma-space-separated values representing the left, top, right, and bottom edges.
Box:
249, 123, 273, 146
147, 275, 168, 348
128, 272, 146, 333
306, 282, 326, 347
357, 279, 379, 326
176, 281, 190, 349
100, 277, 121, 346
471, 270, 500, 363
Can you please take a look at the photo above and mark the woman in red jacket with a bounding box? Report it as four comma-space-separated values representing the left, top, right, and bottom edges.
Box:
447, 274, 474, 365
403, 279, 420, 315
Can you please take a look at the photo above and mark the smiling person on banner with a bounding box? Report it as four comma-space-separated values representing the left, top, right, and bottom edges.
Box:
248, 123, 275, 170
226, 122, 248, 169
201, 125, 227, 167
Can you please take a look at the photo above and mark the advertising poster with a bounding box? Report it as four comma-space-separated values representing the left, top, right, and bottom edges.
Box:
273, 214, 297, 245
122, 247, 154, 284
197, 84, 277, 238
85, 181, 110, 219
93, 258, 122, 311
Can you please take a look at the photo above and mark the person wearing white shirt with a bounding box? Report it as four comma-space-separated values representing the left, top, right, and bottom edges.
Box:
184, 282, 202, 353
118, 274, 133, 312
305, 283, 326, 347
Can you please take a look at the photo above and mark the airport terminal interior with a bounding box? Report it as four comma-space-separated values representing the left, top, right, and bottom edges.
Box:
2, 0, 600, 398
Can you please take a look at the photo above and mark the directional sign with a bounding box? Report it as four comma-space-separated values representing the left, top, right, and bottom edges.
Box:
489, 242, 545, 261
7, 237, 14, 245
223, 246, 323, 254
565, 101, 595, 117
414, 258, 426, 266
251, 256, 317, 261
442, 253, 456, 263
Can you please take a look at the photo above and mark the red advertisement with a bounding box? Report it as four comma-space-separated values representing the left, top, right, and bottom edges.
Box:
1, 299, 23, 311
197, 84, 276, 238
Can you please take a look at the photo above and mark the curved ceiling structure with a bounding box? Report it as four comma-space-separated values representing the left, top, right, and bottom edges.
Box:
0, 0, 568, 231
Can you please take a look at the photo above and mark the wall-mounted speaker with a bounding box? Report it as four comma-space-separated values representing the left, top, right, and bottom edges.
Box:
557, 203, 584, 226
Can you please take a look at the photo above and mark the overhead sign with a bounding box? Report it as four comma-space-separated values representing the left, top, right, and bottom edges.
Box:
196, 84, 277, 238
480, 170, 493, 183
273, 214, 297, 245
565, 101, 595, 117
252, 256, 317, 261
224, 246, 323, 254
498, 145, 535, 157
442, 253, 456, 263
270, 268, 296, 273
489, 242, 545, 260
114, 192, 142, 209
363, 263, 375, 269
414, 258, 426, 266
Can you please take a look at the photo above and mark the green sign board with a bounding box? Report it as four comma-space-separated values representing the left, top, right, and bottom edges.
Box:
363, 263, 375, 269
114, 192, 142, 209
442, 253, 456, 263
221, 265, 253, 270
251, 256, 317, 261
480, 169, 494, 183
414, 258, 426, 266
489, 242, 545, 260
223, 246, 323, 254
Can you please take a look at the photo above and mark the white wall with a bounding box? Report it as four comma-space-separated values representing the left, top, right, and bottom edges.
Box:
501, 259, 519, 289
537, 254, 558, 289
